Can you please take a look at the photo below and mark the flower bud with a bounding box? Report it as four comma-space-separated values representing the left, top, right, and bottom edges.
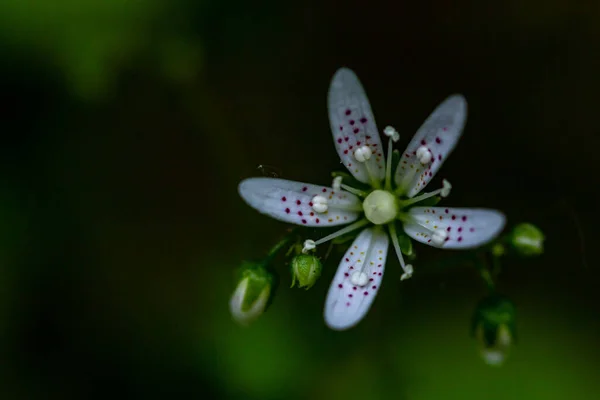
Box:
471, 294, 517, 366
509, 223, 544, 256
290, 254, 322, 290
230, 262, 274, 326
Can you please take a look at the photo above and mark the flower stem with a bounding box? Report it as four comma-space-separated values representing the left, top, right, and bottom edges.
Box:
264, 230, 297, 263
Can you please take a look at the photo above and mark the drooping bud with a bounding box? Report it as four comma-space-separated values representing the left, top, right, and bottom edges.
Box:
471, 294, 517, 366
230, 262, 275, 326
290, 254, 322, 290
509, 223, 544, 256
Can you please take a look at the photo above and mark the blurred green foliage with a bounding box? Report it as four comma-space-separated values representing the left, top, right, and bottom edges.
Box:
0, 0, 202, 98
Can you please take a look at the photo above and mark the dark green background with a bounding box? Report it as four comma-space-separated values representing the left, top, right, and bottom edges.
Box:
1, 1, 599, 399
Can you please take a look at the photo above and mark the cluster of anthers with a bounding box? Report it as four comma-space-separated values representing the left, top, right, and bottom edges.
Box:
239, 68, 505, 330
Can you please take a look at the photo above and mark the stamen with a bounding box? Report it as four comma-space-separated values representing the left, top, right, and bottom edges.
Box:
387, 222, 411, 274
350, 271, 368, 286
398, 179, 453, 209
431, 229, 448, 246
332, 176, 342, 192
383, 126, 400, 142
311, 195, 328, 213
313, 219, 370, 246
353, 146, 372, 163
406, 218, 448, 249
400, 264, 414, 281
302, 239, 316, 253
416, 146, 432, 165
440, 179, 452, 198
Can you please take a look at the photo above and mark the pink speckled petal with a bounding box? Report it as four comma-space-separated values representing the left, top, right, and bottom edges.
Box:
403, 207, 505, 249
238, 178, 361, 227
395, 95, 467, 197
324, 227, 389, 330
328, 68, 385, 184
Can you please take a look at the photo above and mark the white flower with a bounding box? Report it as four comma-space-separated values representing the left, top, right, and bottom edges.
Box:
238, 68, 506, 330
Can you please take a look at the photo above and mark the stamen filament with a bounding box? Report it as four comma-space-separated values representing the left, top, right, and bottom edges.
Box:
387, 222, 408, 272
314, 219, 370, 246
365, 158, 381, 189
341, 184, 368, 198
395, 166, 418, 196
330, 203, 364, 212
399, 188, 443, 208
385, 137, 394, 191
398, 179, 451, 208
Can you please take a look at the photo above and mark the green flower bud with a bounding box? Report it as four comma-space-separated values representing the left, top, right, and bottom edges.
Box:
509, 223, 544, 256
491, 242, 505, 257
229, 262, 274, 326
290, 254, 322, 290
471, 294, 517, 366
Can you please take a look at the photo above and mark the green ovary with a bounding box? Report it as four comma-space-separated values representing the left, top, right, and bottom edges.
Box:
363, 190, 398, 225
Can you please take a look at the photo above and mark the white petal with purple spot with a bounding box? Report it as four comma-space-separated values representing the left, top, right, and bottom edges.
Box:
324, 227, 389, 330
395, 95, 467, 197
403, 207, 505, 249
328, 68, 385, 184
238, 178, 361, 227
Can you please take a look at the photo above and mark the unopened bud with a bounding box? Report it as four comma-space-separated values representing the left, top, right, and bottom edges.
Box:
471, 294, 517, 366
509, 223, 544, 256
230, 262, 274, 326
290, 254, 322, 290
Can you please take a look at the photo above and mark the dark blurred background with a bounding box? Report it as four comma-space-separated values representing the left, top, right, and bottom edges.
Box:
1, 1, 599, 399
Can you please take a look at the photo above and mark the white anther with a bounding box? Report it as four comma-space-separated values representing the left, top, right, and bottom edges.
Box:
384, 126, 400, 142
353, 145, 372, 163
431, 229, 448, 247
441, 179, 452, 197
416, 145, 432, 165
400, 264, 414, 281
311, 195, 328, 213
332, 176, 342, 192
350, 271, 369, 286
302, 239, 316, 253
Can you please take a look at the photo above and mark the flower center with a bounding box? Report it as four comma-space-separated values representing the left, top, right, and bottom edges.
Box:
362, 190, 398, 225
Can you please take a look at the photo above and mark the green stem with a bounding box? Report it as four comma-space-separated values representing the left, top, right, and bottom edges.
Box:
474, 254, 496, 292
264, 230, 297, 263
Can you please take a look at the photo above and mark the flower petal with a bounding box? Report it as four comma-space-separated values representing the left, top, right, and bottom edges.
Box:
328, 68, 385, 184
403, 207, 505, 249
394, 95, 467, 197
238, 177, 361, 227
324, 227, 389, 330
